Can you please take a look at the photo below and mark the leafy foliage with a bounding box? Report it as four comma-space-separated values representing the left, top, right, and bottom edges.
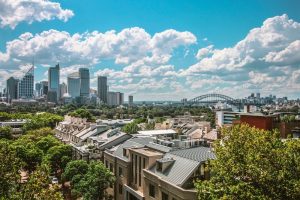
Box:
0, 126, 12, 139
72, 161, 115, 200
11, 128, 62, 173
22, 113, 63, 131
121, 121, 140, 134
19, 164, 63, 200
69, 108, 95, 122
195, 124, 300, 200
0, 140, 22, 198
46, 145, 72, 176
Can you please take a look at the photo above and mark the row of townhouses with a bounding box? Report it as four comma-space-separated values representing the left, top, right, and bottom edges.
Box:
55, 115, 217, 200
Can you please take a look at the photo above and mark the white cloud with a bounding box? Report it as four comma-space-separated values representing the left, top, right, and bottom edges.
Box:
196, 45, 214, 60
264, 40, 300, 64
0, 28, 196, 69
1, 14, 300, 99
185, 14, 300, 74
0, 0, 74, 29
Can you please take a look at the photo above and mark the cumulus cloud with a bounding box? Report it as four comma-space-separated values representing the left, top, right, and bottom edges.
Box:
186, 14, 300, 74
0, 27, 195, 99
1, 14, 300, 100
176, 14, 300, 98
0, 0, 74, 29
0, 28, 196, 69
196, 45, 214, 60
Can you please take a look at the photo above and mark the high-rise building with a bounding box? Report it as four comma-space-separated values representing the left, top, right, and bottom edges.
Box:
35, 82, 42, 97
18, 66, 34, 99
118, 92, 124, 105
128, 95, 133, 106
97, 76, 107, 103
60, 82, 67, 99
256, 93, 260, 99
67, 72, 80, 98
47, 90, 57, 103
41, 81, 48, 96
108, 92, 117, 106
79, 68, 90, 97
48, 64, 60, 102
108, 91, 124, 106
6, 77, 19, 102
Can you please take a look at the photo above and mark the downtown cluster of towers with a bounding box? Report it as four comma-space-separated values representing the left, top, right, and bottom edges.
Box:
5, 64, 133, 106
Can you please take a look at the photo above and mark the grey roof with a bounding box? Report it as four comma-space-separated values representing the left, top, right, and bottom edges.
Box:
146, 142, 172, 153
113, 137, 154, 161
148, 147, 216, 186
149, 154, 200, 186
169, 146, 216, 162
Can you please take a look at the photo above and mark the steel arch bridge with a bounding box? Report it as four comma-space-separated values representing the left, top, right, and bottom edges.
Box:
188, 93, 240, 105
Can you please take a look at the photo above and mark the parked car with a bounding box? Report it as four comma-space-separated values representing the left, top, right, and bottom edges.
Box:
51, 177, 58, 184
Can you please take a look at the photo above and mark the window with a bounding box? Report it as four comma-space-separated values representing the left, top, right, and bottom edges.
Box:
162, 192, 168, 200
119, 184, 123, 194
143, 158, 146, 168
105, 160, 108, 168
149, 184, 155, 198
139, 156, 141, 186
123, 149, 127, 157
156, 162, 162, 171
119, 167, 123, 177
110, 163, 113, 172
135, 155, 138, 184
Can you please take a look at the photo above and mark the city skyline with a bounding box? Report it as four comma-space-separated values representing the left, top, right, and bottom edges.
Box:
1, 0, 300, 100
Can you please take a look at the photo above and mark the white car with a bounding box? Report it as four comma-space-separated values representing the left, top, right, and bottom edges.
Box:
51, 177, 58, 184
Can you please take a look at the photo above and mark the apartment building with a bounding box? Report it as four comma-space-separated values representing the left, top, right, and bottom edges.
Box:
104, 137, 215, 200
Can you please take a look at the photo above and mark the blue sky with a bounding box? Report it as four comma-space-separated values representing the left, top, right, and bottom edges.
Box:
1, 0, 300, 100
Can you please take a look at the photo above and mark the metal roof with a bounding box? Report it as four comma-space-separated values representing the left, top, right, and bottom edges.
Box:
146, 142, 172, 153
113, 137, 154, 161
148, 154, 200, 186
148, 147, 215, 186
169, 146, 216, 162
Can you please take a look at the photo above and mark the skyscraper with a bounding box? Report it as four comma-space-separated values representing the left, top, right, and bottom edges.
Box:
48, 64, 60, 102
107, 91, 124, 106
128, 95, 133, 106
6, 77, 19, 102
41, 81, 48, 96
18, 66, 34, 99
60, 82, 67, 99
97, 76, 107, 103
67, 72, 80, 98
35, 82, 42, 97
79, 68, 90, 97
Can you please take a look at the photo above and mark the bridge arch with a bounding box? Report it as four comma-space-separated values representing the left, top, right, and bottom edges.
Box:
188, 93, 238, 104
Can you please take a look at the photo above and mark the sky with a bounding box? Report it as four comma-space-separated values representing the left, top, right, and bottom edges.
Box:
0, 0, 300, 100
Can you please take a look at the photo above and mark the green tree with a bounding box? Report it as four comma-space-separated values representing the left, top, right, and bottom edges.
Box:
20, 164, 63, 200
0, 126, 12, 139
22, 113, 63, 131
62, 160, 89, 182
13, 142, 43, 173
122, 121, 140, 134
74, 162, 115, 200
36, 135, 61, 153
195, 124, 300, 200
69, 109, 95, 122
46, 145, 72, 176
0, 140, 22, 198
62, 160, 89, 198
